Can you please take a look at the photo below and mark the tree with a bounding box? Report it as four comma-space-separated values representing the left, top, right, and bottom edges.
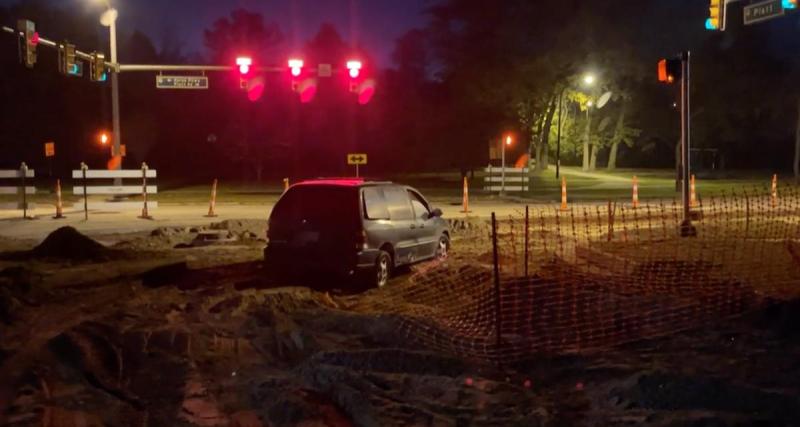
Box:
202, 9, 287, 180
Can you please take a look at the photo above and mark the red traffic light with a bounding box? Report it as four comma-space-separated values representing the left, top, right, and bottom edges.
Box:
236, 56, 252, 75
288, 58, 303, 77
346, 60, 362, 79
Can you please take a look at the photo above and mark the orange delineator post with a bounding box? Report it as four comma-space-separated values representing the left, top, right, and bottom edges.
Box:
632, 175, 640, 209
771, 174, 778, 207
206, 178, 218, 217
461, 176, 470, 213
283, 178, 290, 193
560, 177, 568, 211
53, 178, 65, 219
690, 174, 698, 208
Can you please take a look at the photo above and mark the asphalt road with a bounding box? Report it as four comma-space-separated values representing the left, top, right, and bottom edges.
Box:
0, 197, 546, 240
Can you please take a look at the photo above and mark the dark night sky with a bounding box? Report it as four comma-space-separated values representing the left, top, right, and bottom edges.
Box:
0, 0, 435, 66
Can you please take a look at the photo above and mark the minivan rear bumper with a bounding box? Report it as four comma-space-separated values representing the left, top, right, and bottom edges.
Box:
264, 243, 380, 277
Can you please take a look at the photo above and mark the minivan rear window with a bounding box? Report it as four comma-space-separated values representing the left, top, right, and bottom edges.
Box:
270, 185, 359, 232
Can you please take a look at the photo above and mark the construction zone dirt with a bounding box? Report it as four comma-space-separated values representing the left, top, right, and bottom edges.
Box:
2, 187, 800, 426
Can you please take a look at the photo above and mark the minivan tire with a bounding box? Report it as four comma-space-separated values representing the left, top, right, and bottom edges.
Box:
374, 250, 392, 288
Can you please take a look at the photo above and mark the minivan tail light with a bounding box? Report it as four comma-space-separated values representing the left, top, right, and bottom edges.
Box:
356, 229, 367, 250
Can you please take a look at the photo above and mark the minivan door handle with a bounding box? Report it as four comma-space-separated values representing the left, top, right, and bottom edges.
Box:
409, 224, 416, 229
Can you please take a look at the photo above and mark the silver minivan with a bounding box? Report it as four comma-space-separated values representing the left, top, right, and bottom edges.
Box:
264, 179, 450, 288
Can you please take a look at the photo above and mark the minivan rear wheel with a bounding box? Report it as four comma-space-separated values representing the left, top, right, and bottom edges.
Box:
374, 251, 392, 288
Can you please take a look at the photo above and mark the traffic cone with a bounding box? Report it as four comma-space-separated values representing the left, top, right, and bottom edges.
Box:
461, 176, 470, 214
283, 178, 290, 193
690, 174, 698, 208
632, 175, 640, 209
206, 178, 218, 217
53, 179, 65, 219
771, 174, 778, 207
560, 177, 568, 211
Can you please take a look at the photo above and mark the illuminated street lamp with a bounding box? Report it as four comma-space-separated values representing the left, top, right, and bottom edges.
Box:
556, 72, 597, 178
98, 131, 110, 146
501, 135, 513, 195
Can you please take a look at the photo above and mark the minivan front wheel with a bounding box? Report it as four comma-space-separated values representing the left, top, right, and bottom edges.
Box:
374, 251, 392, 288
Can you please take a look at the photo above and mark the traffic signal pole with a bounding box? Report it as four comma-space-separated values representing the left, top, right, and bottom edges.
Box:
679, 51, 697, 237
109, 17, 122, 180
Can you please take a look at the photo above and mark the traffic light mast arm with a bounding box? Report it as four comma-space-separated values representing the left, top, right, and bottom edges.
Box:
2, 25, 113, 69
4, 25, 360, 76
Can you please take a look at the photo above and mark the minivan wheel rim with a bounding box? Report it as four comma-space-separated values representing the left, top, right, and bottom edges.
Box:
437, 238, 448, 259
377, 257, 389, 287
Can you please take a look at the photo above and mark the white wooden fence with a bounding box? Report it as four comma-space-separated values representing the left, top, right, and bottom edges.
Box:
483, 166, 530, 192
0, 167, 35, 211
71, 167, 158, 209
0, 169, 35, 195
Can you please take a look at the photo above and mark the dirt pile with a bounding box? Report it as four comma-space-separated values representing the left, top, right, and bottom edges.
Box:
31, 227, 114, 261
210, 219, 266, 240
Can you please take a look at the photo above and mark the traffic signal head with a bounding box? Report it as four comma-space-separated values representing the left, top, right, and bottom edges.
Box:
236, 56, 252, 75
657, 58, 681, 84
706, 0, 725, 30
90, 52, 107, 82
17, 19, 37, 68
59, 43, 78, 76
288, 58, 303, 77
346, 60, 362, 79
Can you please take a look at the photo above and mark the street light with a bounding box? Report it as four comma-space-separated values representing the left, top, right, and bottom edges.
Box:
94, 0, 122, 175
556, 72, 598, 179
501, 135, 512, 195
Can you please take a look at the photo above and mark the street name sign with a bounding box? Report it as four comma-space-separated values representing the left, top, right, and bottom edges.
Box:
347, 153, 367, 165
744, 0, 784, 25
156, 75, 209, 90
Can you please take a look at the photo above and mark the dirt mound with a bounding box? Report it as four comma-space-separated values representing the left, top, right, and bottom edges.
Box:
32, 227, 114, 260
210, 219, 266, 240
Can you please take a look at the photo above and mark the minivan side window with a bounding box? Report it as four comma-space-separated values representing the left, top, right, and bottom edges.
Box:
363, 187, 390, 220
408, 190, 430, 219
383, 186, 414, 220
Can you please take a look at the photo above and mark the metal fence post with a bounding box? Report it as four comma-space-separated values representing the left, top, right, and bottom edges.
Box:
81, 162, 88, 220
19, 162, 28, 219
491, 212, 502, 353
524, 205, 529, 278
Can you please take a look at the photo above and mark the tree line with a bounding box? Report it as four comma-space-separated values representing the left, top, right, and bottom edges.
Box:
0, 0, 798, 181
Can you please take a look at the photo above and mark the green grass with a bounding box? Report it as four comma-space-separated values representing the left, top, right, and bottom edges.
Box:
0, 167, 784, 206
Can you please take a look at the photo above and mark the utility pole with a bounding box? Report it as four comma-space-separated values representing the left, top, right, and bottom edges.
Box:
679, 51, 696, 237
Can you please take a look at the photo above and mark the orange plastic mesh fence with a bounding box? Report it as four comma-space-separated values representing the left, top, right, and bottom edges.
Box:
345, 185, 800, 363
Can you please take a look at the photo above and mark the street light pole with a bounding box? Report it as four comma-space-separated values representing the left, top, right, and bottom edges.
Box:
100, 7, 122, 176
679, 50, 696, 237
556, 88, 564, 179
501, 136, 506, 195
